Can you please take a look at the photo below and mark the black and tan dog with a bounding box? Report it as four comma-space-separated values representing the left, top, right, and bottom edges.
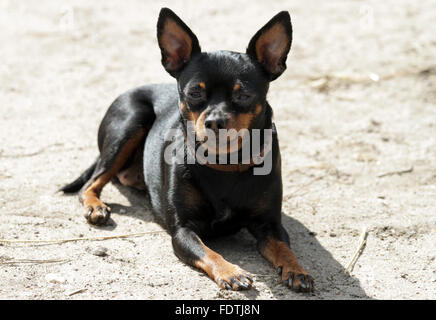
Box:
61, 8, 313, 292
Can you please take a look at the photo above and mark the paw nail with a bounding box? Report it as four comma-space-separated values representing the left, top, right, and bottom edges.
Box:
288, 273, 294, 289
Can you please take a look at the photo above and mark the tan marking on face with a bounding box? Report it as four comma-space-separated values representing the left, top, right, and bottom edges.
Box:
228, 104, 263, 133
233, 83, 241, 92
187, 111, 198, 121
186, 108, 208, 142
255, 103, 263, 115
191, 103, 263, 156
199, 82, 206, 90
230, 113, 255, 131
182, 101, 200, 123
197, 112, 252, 155
191, 111, 200, 122
196, 106, 262, 155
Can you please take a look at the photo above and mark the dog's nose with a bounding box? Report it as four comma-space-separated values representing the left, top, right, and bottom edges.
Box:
204, 113, 227, 131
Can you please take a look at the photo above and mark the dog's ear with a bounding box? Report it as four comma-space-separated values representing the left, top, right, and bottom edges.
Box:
157, 8, 201, 78
246, 11, 292, 81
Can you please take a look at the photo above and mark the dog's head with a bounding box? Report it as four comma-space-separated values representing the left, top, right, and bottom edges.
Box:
157, 8, 292, 152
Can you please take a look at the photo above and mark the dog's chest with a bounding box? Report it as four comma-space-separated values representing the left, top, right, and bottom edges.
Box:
210, 207, 233, 227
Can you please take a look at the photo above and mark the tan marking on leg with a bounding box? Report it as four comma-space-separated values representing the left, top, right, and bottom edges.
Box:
116, 145, 146, 190
261, 239, 306, 273
260, 238, 313, 292
193, 239, 253, 290
81, 128, 146, 224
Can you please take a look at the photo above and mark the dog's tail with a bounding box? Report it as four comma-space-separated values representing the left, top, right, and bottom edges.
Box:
59, 158, 98, 194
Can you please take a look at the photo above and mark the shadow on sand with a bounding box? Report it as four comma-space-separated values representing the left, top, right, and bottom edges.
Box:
103, 183, 370, 300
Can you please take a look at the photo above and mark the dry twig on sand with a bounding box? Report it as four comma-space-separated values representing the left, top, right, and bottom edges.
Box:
0, 257, 70, 265
67, 288, 87, 296
0, 231, 165, 245
344, 227, 368, 275
285, 175, 326, 200
377, 166, 413, 178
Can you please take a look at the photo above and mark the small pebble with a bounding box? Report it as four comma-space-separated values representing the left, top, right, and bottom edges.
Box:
45, 273, 67, 284
92, 246, 108, 257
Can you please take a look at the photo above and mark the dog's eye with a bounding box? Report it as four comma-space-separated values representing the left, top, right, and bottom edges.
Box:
188, 91, 203, 99
234, 93, 251, 102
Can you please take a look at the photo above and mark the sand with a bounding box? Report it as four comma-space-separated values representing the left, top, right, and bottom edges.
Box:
0, 0, 435, 299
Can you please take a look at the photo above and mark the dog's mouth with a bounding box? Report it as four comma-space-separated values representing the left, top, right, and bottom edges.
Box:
194, 122, 251, 155
200, 135, 244, 155
181, 102, 264, 155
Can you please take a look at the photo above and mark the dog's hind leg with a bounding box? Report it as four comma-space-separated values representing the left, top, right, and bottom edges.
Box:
62, 89, 156, 225
80, 127, 147, 225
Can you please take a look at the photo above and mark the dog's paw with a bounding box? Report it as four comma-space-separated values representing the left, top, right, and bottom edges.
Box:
277, 266, 314, 293
214, 263, 253, 291
84, 204, 111, 225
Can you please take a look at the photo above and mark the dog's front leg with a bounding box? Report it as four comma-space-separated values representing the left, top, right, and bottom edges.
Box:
249, 222, 314, 292
171, 227, 253, 290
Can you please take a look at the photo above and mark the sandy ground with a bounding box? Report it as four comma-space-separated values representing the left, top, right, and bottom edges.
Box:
1, 0, 435, 300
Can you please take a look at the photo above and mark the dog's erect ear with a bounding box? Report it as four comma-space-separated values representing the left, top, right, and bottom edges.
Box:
157, 8, 201, 78
246, 11, 292, 81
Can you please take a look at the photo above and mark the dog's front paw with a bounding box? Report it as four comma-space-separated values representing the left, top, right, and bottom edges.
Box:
213, 263, 253, 291
84, 203, 111, 225
277, 266, 313, 292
